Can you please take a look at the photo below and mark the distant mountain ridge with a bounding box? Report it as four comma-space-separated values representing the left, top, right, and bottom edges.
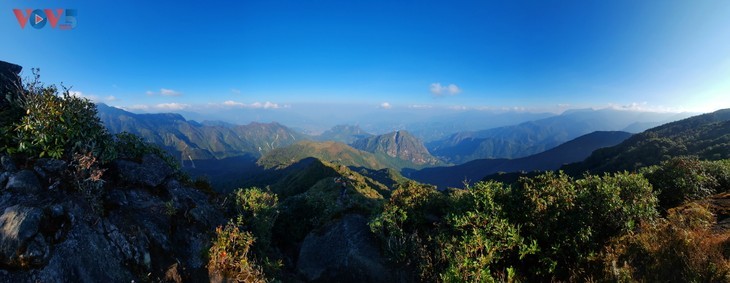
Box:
257, 141, 389, 170
410, 131, 633, 188
427, 109, 692, 164
316, 124, 372, 144
96, 103, 307, 160
351, 130, 440, 166
564, 108, 730, 174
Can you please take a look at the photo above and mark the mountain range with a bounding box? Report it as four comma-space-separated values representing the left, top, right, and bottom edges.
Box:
351, 130, 440, 166
426, 109, 693, 164
97, 104, 306, 160
315, 124, 373, 144
563, 108, 730, 174
409, 131, 633, 189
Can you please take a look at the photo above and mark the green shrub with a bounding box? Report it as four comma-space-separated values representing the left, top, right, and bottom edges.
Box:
369, 182, 447, 272
370, 181, 538, 281
505, 171, 658, 280
208, 217, 268, 283
13, 80, 112, 161
645, 156, 726, 209
233, 187, 279, 255
438, 181, 537, 282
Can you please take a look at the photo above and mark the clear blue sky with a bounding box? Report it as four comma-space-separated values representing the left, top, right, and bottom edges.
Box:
2, 0, 730, 114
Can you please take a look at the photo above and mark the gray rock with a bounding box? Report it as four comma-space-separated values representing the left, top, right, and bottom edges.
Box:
114, 154, 174, 188
0, 172, 9, 189
297, 214, 394, 283
0, 155, 17, 172
34, 158, 67, 179
49, 204, 64, 218
33, 223, 136, 282
0, 205, 46, 267
0, 60, 22, 111
6, 170, 42, 193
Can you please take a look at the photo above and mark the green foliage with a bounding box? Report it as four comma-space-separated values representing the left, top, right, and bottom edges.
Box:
645, 156, 730, 209
164, 200, 176, 216
12, 73, 112, 161
505, 171, 658, 280
438, 182, 537, 283
371, 171, 657, 281
369, 182, 448, 280
234, 187, 279, 254
370, 181, 538, 281
208, 217, 268, 283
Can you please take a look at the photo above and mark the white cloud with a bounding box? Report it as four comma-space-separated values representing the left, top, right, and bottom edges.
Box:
408, 104, 433, 109
105, 95, 117, 102
607, 102, 652, 111
380, 102, 392, 109
430, 82, 461, 96
231, 88, 241, 95
223, 100, 245, 107
448, 105, 468, 111
146, 88, 182, 96
126, 104, 150, 111
251, 101, 280, 109
156, 103, 189, 110
220, 100, 280, 109
263, 101, 279, 109
160, 88, 181, 96
67, 90, 106, 102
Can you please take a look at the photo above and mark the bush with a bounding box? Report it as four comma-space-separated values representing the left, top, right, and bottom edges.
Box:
370, 181, 538, 282
438, 181, 537, 282
234, 187, 279, 253
12, 74, 112, 161
603, 203, 730, 282
645, 156, 729, 209
504, 171, 658, 280
208, 218, 268, 283
369, 181, 448, 278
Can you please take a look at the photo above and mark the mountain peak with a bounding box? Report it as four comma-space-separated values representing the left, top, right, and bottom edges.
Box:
352, 130, 439, 166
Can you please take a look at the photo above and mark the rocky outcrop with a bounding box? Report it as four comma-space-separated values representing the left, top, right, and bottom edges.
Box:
113, 154, 175, 188
0, 154, 225, 282
351, 130, 440, 166
0, 60, 21, 111
296, 214, 396, 283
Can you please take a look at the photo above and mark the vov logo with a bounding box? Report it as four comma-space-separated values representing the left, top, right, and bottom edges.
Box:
13, 9, 77, 30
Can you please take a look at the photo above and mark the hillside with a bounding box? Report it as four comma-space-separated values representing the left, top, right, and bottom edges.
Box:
257, 140, 394, 170
316, 124, 373, 144
427, 109, 692, 164
410, 131, 632, 188
97, 103, 308, 160
351, 130, 440, 166
564, 109, 730, 174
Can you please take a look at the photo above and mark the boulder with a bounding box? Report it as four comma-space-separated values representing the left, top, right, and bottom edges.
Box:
0, 60, 21, 110
6, 170, 42, 193
113, 154, 174, 188
33, 159, 67, 180
297, 214, 394, 283
0, 205, 48, 267
0, 172, 9, 189
0, 155, 17, 172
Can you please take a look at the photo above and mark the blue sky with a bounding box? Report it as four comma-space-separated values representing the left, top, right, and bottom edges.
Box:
2, 0, 730, 115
